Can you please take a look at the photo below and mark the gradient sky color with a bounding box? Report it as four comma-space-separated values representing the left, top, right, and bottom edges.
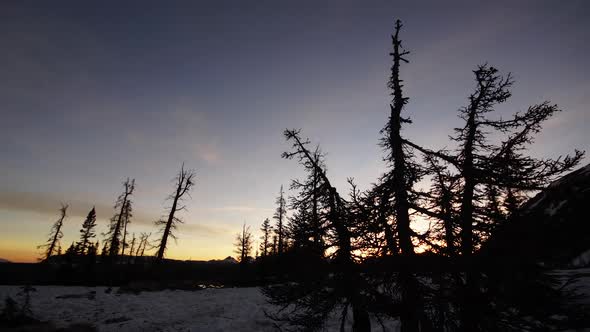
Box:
1, 1, 589, 262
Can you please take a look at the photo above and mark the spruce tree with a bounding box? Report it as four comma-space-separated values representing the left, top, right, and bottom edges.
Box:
259, 218, 272, 257
76, 207, 97, 255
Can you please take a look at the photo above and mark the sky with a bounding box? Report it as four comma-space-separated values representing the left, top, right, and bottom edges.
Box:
1, 1, 589, 262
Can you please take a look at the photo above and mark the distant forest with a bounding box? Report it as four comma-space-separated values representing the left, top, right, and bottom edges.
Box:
16, 19, 589, 331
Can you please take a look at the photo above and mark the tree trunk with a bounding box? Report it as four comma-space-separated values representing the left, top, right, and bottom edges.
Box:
156, 191, 180, 261
459, 102, 478, 332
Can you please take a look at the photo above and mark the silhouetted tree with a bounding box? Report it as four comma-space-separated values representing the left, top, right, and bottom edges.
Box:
105, 178, 135, 258
235, 223, 253, 264
377, 19, 424, 331
288, 146, 326, 256
273, 185, 287, 255
100, 242, 108, 259
76, 207, 97, 255
451, 66, 583, 330
259, 218, 272, 257
264, 129, 371, 331
271, 234, 278, 255
136, 232, 151, 257
64, 242, 76, 258
129, 233, 136, 258
38, 203, 68, 262
407, 64, 585, 330
155, 164, 196, 261
85, 241, 98, 274
121, 206, 132, 257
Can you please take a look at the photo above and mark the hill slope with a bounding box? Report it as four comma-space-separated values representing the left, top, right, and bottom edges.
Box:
484, 163, 590, 267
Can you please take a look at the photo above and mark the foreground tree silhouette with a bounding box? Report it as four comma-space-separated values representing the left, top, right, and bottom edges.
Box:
407, 65, 584, 330
261, 17, 587, 331
105, 178, 135, 258
76, 207, 97, 255
38, 203, 68, 261
288, 146, 326, 256
378, 19, 423, 332
451, 67, 583, 330
235, 223, 253, 264
155, 164, 196, 261
264, 129, 371, 332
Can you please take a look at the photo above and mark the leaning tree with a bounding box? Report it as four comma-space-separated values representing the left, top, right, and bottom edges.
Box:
38, 203, 69, 261
155, 164, 196, 261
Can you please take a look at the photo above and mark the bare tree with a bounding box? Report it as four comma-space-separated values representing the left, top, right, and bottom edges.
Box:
235, 223, 253, 264
379, 20, 423, 332
121, 205, 132, 256
105, 178, 135, 257
155, 164, 196, 261
38, 203, 68, 261
128, 233, 136, 263
273, 185, 287, 255
136, 232, 151, 257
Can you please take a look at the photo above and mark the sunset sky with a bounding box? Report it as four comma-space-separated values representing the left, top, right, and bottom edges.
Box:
1, 1, 588, 262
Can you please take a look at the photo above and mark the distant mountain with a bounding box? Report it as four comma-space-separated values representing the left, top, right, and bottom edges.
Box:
208, 256, 238, 264
0, 258, 11, 263
483, 163, 590, 267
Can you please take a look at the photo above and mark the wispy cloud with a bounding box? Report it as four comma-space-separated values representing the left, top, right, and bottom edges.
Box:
197, 206, 273, 213
0, 191, 154, 225
182, 222, 231, 236
0, 191, 232, 236
194, 142, 221, 164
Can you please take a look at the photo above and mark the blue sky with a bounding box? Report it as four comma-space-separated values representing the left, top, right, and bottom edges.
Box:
1, 1, 588, 261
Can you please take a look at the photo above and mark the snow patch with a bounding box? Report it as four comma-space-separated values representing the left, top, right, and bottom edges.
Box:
0, 286, 398, 331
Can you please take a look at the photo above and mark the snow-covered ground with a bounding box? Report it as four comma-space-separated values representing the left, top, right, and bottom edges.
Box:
0, 285, 398, 331
1, 269, 588, 331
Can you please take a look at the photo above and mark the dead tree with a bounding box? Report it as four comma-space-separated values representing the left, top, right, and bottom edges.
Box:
235, 223, 253, 264
379, 20, 423, 332
105, 178, 135, 257
136, 232, 151, 257
128, 233, 136, 263
121, 206, 132, 256
38, 203, 68, 261
155, 164, 196, 261
273, 185, 287, 255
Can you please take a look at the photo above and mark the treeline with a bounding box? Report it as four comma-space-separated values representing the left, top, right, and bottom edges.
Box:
37, 164, 196, 266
